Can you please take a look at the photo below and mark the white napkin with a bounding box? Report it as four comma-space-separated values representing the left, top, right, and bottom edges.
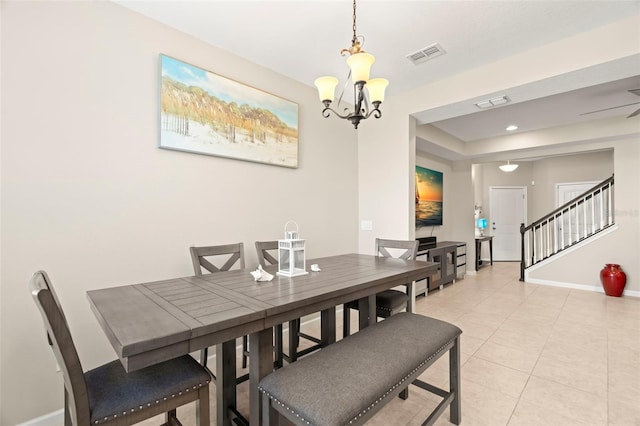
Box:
250, 265, 274, 282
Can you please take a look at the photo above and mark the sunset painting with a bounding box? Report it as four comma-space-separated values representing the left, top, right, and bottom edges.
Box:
415, 166, 443, 227
159, 54, 299, 168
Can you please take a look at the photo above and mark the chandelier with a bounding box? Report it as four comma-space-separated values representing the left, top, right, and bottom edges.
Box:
314, 0, 388, 129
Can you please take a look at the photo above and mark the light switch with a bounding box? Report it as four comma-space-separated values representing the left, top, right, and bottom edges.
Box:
361, 220, 373, 230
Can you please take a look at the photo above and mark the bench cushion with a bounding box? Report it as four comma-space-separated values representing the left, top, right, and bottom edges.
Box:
259, 312, 461, 426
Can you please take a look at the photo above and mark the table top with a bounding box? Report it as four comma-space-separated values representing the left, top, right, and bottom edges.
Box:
87, 253, 436, 372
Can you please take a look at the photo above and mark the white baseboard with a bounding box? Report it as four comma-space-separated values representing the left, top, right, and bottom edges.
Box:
18, 409, 63, 426
525, 277, 640, 298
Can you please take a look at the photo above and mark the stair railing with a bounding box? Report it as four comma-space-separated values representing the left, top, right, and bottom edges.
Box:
520, 175, 614, 281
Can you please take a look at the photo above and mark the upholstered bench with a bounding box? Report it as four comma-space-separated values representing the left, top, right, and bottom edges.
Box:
258, 312, 462, 426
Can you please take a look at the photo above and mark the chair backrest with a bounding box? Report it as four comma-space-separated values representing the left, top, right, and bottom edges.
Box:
255, 240, 278, 268
30, 271, 90, 425
190, 243, 245, 275
375, 238, 419, 260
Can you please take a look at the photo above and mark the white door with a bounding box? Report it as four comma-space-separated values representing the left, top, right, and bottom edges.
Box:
556, 181, 599, 245
489, 187, 527, 261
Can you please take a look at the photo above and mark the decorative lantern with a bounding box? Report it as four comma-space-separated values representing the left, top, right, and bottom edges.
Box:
277, 221, 308, 277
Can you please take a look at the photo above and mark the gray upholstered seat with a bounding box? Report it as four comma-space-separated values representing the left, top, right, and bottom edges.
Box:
30, 270, 211, 426
259, 312, 462, 426
345, 288, 409, 318
85, 357, 211, 424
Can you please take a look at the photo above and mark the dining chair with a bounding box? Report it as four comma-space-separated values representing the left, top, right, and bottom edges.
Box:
255, 241, 322, 364
30, 270, 211, 426
342, 238, 419, 337
189, 243, 250, 373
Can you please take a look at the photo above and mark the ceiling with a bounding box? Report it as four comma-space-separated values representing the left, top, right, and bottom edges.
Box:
116, 0, 640, 154
430, 75, 640, 142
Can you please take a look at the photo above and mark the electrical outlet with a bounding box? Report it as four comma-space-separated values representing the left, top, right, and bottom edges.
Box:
361, 220, 373, 231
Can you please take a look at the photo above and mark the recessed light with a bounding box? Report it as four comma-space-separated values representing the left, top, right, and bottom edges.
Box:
506, 125, 518, 131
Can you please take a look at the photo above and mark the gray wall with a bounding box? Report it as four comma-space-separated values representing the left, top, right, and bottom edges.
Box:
477, 150, 614, 228
1, 2, 358, 423
529, 150, 614, 220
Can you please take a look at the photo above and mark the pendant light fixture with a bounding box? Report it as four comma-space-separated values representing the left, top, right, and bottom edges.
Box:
499, 160, 519, 172
314, 0, 388, 129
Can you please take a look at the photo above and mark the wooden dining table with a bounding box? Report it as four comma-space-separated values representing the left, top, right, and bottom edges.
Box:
86, 253, 437, 425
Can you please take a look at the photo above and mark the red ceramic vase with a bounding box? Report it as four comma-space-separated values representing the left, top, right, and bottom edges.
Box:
600, 264, 627, 297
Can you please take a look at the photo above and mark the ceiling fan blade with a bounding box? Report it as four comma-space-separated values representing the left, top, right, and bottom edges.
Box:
580, 101, 640, 116
628, 108, 640, 118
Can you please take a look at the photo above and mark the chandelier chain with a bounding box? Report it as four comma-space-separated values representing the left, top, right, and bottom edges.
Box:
352, 0, 357, 46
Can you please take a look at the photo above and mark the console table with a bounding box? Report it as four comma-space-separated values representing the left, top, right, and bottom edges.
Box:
417, 241, 466, 294
475, 236, 493, 271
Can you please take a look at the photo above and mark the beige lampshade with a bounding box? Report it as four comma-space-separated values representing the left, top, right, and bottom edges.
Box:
346, 52, 375, 83
367, 78, 389, 103
314, 76, 339, 102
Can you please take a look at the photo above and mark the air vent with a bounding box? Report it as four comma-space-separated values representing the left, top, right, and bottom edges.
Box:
406, 43, 446, 65
475, 96, 510, 109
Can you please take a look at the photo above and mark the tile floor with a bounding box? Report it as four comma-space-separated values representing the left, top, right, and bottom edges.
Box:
142, 262, 640, 425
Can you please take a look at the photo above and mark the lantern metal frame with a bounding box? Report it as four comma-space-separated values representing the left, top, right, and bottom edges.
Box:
277, 221, 308, 277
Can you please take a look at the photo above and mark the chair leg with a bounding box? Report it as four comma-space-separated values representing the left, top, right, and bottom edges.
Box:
200, 347, 208, 366
292, 318, 301, 349
288, 320, 298, 363
64, 388, 72, 426
450, 336, 461, 424
165, 409, 178, 425
196, 384, 210, 426
242, 335, 249, 369
342, 304, 351, 338
274, 323, 284, 369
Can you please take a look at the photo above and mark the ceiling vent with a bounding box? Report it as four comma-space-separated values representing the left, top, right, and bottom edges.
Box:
475, 96, 510, 109
406, 43, 446, 65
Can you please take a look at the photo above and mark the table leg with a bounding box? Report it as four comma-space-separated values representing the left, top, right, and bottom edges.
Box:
287, 320, 298, 364
216, 340, 237, 426
358, 294, 376, 329
407, 282, 415, 313
250, 328, 274, 425
489, 238, 493, 266
320, 307, 336, 347
274, 323, 283, 369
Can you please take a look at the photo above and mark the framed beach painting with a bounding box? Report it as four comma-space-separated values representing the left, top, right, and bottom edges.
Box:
159, 54, 299, 168
415, 166, 443, 227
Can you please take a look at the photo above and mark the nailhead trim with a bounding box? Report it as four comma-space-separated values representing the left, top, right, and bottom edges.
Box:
92, 380, 210, 424
258, 338, 455, 426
